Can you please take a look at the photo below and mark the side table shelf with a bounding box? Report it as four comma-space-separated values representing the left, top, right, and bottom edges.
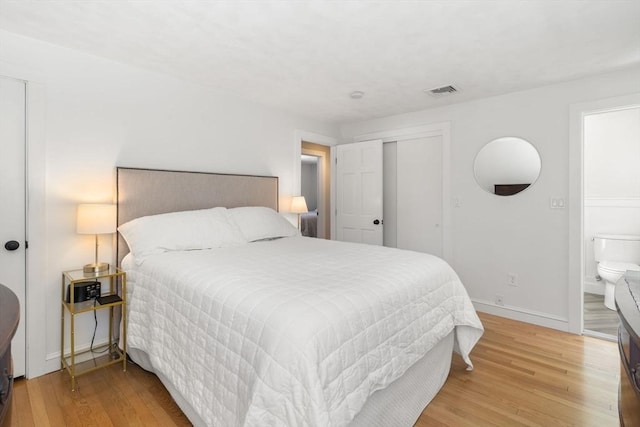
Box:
61, 267, 127, 390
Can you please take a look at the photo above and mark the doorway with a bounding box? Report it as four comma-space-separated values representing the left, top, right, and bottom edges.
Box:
301, 141, 331, 239
568, 93, 640, 336
582, 106, 640, 339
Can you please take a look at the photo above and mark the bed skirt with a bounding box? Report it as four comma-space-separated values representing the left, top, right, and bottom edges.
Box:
128, 331, 454, 427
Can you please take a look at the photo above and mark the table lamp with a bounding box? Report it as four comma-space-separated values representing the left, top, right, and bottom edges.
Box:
77, 203, 116, 274
290, 196, 308, 230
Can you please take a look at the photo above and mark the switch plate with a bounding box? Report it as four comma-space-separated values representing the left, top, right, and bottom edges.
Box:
550, 197, 565, 209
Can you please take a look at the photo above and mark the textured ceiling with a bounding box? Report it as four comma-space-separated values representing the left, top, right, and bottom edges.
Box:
1, 1, 639, 124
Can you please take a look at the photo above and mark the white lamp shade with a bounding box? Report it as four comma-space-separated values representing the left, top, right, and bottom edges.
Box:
77, 204, 116, 234
290, 196, 308, 214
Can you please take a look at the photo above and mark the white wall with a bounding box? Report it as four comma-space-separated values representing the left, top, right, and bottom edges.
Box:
0, 30, 338, 377
340, 67, 640, 330
583, 107, 640, 293
585, 108, 640, 198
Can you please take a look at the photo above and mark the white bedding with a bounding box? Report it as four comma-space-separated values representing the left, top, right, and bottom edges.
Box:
124, 236, 483, 427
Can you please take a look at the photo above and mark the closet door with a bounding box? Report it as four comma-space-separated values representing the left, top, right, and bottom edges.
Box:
336, 140, 383, 245
396, 135, 443, 256
0, 76, 27, 377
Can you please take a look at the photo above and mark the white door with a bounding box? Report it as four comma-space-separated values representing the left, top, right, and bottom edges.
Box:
396, 136, 443, 256
0, 76, 27, 377
336, 140, 383, 245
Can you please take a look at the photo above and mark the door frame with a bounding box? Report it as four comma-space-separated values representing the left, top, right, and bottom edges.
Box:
568, 93, 640, 334
354, 122, 452, 263
293, 130, 338, 238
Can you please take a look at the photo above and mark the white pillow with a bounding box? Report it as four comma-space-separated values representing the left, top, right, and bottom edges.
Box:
226, 206, 299, 242
118, 207, 246, 264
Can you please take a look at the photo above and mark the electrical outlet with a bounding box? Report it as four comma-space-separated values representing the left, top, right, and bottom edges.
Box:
507, 273, 518, 287
550, 197, 565, 209
495, 295, 504, 306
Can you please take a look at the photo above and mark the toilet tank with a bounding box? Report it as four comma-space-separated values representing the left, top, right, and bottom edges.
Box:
594, 234, 640, 263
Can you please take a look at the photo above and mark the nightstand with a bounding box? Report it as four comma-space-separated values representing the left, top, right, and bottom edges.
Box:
61, 267, 126, 390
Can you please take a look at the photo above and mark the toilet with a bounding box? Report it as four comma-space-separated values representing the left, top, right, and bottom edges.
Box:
593, 234, 640, 310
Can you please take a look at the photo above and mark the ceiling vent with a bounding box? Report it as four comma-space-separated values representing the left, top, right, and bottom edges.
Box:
425, 84, 460, 97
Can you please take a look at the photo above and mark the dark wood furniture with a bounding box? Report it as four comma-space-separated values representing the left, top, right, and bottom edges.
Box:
615, 273, 640, 427
0, 284, 19, 427
493, 183, 530, 196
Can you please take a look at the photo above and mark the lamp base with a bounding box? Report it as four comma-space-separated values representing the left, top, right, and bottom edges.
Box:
83, 262, 110, 274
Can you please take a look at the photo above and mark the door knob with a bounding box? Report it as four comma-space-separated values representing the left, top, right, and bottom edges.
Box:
373, 219, 380, 225
4, 240, 19, 251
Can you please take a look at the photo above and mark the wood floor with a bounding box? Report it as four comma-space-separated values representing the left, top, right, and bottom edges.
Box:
584, 292, 620, 337
418, 313, 619, 427
10, 312, 619, 426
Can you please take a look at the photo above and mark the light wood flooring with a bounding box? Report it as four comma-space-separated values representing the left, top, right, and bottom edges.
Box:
10, 312, 619, 426
583, 292, 620, 337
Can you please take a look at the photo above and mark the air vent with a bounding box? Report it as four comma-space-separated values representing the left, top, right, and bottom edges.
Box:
425, 84, 460, 97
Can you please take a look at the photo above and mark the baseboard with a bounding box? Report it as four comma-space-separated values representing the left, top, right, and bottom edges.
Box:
584, 278, 604, 295
44, 337, 114, 375
472, 299, 569, 332
583, 329, 617, 342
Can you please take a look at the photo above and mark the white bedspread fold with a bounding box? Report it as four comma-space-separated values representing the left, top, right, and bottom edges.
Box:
125, 237, 483, 427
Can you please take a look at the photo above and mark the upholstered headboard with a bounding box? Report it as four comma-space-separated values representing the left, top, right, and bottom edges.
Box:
116, 167, 279, 266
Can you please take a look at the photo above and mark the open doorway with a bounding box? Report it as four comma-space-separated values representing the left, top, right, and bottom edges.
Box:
569, 93, 640, 336
582, 106, 640, 340
301, 141, 330, 239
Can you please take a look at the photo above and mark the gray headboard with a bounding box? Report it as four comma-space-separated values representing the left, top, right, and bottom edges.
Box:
116, 167, 279, 266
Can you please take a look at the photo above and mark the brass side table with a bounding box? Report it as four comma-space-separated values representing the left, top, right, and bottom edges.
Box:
61, 267, 126, 390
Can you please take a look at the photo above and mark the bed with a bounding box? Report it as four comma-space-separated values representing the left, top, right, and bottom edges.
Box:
116, 167, 483, 427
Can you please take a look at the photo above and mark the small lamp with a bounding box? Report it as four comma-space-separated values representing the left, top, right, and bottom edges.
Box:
77, 204, 116, 274
290, 196, 308, 230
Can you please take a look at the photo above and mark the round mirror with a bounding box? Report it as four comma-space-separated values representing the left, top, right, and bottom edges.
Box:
473, 137, 541, 196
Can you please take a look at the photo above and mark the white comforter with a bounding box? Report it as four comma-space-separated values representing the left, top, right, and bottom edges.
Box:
124, 237, 483, 427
